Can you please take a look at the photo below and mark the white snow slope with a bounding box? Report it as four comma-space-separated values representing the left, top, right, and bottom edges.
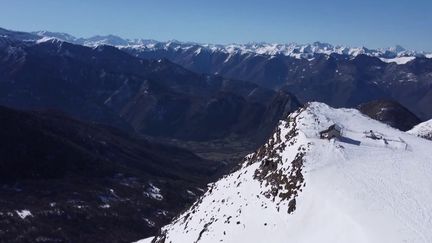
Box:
146, 102, 432, 243
408, 119, 432, 140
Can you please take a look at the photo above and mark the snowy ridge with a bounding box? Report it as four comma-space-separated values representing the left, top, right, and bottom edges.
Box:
123, 41, 426, 62
408, 119, 432, 140
144, 102, 432, 243
0, 27, 429, 62
30, 30, 431, 63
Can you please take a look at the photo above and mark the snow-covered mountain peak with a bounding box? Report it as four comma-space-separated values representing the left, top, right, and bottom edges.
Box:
145, 102, 432, 243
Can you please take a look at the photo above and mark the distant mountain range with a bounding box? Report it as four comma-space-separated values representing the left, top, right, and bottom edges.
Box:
1, 26, 431, 128
30, 30, 431, 60
2, 27, 430, 62
13, 28, 431, 120
121, 41, 432, 120
0, 27, 301, 161
129, 46, 432, 119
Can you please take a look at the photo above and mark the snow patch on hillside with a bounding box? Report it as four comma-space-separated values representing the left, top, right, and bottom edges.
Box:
144, 183, 163, 201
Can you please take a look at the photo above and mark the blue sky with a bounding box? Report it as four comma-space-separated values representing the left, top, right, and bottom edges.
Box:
0, 0, 431, 51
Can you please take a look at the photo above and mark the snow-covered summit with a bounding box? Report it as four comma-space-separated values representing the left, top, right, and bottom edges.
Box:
408, 119, 432, 140
145, 102, 432, 243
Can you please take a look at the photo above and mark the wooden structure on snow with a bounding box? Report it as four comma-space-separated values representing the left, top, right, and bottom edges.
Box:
320, 124, 342, 140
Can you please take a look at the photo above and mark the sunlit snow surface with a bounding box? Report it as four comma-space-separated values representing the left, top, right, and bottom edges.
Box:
144, 103, 432, 243
408, 119, 432, 140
